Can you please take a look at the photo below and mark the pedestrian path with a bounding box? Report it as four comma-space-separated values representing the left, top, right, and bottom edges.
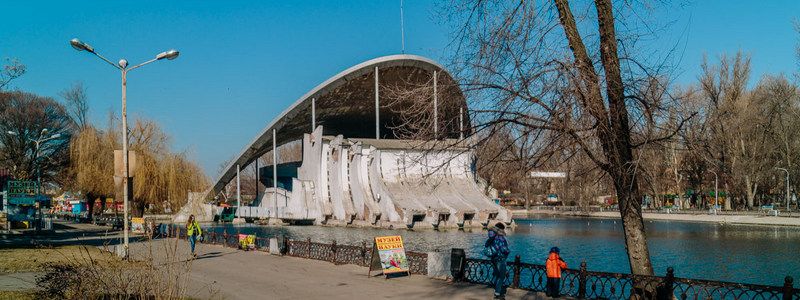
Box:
129, 239, 553, 300
0, 272, 38, 292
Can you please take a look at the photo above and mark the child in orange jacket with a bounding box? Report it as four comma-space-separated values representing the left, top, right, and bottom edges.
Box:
545, 247, 567, 297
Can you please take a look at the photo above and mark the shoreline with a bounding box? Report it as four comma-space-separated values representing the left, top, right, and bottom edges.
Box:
512, 209, 800, 227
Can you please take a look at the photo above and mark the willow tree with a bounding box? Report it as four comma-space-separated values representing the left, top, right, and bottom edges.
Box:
70, 117, 209, 217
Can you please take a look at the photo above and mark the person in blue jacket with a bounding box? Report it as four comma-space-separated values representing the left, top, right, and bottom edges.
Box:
484, 222, 511, 299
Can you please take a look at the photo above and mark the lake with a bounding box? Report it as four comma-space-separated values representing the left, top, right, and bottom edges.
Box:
204, 216, 799, 286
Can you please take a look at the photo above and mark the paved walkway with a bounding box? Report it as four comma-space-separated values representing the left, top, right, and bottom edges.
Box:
1, 220, 126, 248
3, 220, 552, 299
128, 239, 549, 300
0, 272, 38, 292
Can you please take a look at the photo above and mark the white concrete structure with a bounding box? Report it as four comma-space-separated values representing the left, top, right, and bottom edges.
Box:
237, 128, 510, 229
204, 55, 511, 229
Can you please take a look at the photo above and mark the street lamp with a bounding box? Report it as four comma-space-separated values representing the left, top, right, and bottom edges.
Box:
70, 38, 179, 258
776, 168, 790, 211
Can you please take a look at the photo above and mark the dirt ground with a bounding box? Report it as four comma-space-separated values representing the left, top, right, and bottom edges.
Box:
0, 245, 116, 275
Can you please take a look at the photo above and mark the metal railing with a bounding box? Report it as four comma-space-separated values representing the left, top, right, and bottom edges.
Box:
460, 256, 798, 299
160, 225, 428, 275
283, 238, 428, 275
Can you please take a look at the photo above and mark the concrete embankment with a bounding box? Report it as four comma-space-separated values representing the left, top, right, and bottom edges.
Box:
513, 209, 800, 226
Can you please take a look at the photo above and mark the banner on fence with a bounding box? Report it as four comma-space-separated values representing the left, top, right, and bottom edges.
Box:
368, 235, 409, 277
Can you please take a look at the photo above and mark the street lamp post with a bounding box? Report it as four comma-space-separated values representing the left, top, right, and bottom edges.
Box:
709, 170, 718, 213
776, 168, 790, 211
70, 38, 179, 258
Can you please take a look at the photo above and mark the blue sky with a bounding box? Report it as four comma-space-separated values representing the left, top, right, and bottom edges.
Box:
1, 1, 797, 178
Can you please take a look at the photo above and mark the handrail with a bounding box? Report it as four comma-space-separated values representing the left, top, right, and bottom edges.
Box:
461, 256, 798, 299
160, 225, 428, 275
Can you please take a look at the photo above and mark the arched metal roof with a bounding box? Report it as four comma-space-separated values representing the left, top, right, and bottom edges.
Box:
209, 54, 468, 198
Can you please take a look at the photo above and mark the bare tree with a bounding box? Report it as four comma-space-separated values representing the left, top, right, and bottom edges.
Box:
436, 0, 695, 275
0, 91, 74, 184
0, 58, 26, 91
60, 82, 90, 130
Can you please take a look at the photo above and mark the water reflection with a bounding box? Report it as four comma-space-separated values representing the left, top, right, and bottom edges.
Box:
206, 217, 799, 286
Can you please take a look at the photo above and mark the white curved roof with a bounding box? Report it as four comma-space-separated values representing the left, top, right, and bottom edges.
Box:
209, 54, 467, 197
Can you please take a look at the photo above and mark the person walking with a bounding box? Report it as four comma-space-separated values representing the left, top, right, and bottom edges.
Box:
186, 214, 202, 258
483, 222, 510, 299
545, 247, 567, 298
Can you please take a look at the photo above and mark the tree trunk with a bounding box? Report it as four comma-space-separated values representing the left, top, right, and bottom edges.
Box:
132, 199, 145, 218
86, 192, 96, 221
554, 0, 655, 275
611, 159, 654, 275
745, 176, 756, 208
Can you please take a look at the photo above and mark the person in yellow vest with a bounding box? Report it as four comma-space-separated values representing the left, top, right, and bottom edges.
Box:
186, 215, 202, 258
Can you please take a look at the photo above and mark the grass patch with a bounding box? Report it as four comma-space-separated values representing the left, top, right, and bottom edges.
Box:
0, 245, 118, 274
0, 290, 36, 300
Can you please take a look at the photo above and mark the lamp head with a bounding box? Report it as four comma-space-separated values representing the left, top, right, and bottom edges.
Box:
156, 49, 179, 60
119, 59, 128, 69
51, 133, 62, 139
6, 131, 17, 136
41, 128, 49, 134
69, 38, 94, 53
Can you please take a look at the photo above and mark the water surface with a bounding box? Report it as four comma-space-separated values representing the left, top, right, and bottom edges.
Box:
206, 216, 799, 286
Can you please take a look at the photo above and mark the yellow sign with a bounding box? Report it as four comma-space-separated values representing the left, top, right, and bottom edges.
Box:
375, 236, 404, 250
372, 235, 409, 275
131, 217, 145, 233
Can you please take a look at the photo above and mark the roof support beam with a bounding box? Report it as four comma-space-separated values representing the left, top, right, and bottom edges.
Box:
255, 158, 259, 201
311, 97, 316, 131
273, 128, 278, 218
374, 66, 380, 140
236, 164, 241, 218
433, 70, 438, 139
459, 106, 464, 140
